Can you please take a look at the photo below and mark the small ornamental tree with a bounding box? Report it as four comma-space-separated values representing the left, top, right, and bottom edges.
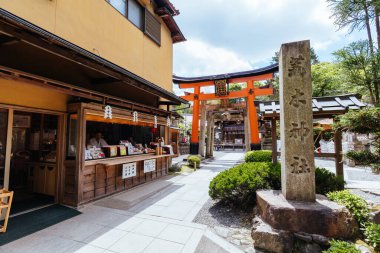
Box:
335, 108, 380, 173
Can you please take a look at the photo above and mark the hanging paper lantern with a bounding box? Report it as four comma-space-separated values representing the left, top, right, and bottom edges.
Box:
133, 111, 138, 122
104, 105, 113, 119
166, 116, 171, 127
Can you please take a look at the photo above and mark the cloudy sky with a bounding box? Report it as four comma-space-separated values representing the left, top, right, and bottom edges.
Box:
171, 0, 368, 79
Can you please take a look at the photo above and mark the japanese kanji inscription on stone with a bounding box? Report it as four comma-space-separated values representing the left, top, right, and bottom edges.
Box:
279, 40, 316, 202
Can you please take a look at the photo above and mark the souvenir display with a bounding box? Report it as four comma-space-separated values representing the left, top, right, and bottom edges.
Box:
87, 147, 105, 160
85, 137, 172, 160
102, 146, 118, 157
118, 145, 127, 156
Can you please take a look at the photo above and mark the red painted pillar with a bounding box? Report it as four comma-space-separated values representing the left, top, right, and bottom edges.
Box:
247, 80, 261, 150
190, 86, 200, 154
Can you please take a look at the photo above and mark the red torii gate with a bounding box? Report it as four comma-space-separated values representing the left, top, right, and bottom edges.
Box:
173, 64, 279, 155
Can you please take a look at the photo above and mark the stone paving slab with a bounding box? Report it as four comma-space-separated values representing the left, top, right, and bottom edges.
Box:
1, 151, 245, 253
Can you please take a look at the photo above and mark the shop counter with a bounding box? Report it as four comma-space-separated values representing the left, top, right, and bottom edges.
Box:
78, 153, 175, 204
84, 154, 175, 166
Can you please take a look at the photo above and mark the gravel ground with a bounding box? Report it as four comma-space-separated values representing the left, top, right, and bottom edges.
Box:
193, 199, 254, 229
193, 199, 260, 253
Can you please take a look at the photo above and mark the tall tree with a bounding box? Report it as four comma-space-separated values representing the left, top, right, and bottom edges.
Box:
328, 0, 380, 105
334, 40, 378, 104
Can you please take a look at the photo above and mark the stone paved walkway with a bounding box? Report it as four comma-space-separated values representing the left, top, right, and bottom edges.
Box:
1, 151, 245, 253
315, 158, 380, 190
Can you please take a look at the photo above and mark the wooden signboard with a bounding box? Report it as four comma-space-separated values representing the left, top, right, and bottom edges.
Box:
122, 162, 137, 179
144, 159, 156, 173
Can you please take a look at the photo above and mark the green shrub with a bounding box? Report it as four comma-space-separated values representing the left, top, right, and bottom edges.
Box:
264, 165, 345, 195
209, 162, 271, 208
315, 168, 345, 195
268, 162, 281, 190
323, 240, 360, 253
346, 150, 379, 166
188, 155, 201, 168
245, 150, 272, 163
327, 190, 370, 227
364, 223, 380, 251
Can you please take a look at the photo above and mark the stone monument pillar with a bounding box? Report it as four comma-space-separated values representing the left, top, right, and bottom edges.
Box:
279, 40, 315, 202
253, 41, 358, 253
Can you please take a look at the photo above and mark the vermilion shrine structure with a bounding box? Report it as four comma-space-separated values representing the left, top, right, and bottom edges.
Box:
173, 64, 278, 154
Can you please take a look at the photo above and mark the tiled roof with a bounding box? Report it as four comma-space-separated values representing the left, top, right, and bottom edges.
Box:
173, 64, 278, 84
257, 94, 366, 118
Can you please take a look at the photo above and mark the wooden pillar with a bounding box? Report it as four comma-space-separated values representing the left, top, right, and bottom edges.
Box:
210, 121, 215, 157
199, 101, 207, 156
334, 129, 344, 179
247, 80, 261, 150
206, 112, 213, 158
271, 118, 278, 163
244, 110, 250, 151
190, 86, 201, 154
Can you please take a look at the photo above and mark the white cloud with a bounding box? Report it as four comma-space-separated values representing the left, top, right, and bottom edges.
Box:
173, 39, 252, 77
171, 0, 368, 77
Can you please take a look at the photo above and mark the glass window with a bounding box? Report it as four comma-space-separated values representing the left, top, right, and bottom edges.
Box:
109, 0, 127, 16
128, 0, 144, 30
0, 109, 8, 188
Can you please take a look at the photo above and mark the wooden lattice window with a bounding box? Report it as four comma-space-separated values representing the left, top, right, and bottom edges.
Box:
144, 9, 161, 45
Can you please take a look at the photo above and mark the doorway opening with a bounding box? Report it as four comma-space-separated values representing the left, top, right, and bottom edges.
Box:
9, 111, 58, 215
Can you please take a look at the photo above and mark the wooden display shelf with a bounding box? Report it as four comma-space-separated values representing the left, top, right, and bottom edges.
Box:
0, 189, 13, 233
84, 154, 175, 166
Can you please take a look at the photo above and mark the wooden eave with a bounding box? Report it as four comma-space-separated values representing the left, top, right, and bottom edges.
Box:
0, 8, 187, 105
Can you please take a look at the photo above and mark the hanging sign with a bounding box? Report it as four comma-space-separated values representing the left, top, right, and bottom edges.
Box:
214, 79, 229, 97
104, 105, 113, 119
166, 116, 171, 127
144, 159, 156, 173
122, 162, 137, 179
154, 115, 158, 128
133, 111, 139, 122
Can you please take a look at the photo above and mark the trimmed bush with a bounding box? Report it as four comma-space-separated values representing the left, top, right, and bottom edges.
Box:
188, 155, 201, 168
364, 223, 380, 251
323, 240, 360, 253
315, 168, 345, 195
209, 162, 271, 208
346, 150, 378, 166
268, 162, 281, 190
263, 165, 345, 195
245, 150, 272, 163
327, 190, 370, 227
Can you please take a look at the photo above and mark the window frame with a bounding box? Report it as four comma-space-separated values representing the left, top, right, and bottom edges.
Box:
106, 0, 145, 32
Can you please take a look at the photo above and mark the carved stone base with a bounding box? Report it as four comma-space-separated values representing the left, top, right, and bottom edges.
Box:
252, 218, 329, 253
256, 190, 358, 239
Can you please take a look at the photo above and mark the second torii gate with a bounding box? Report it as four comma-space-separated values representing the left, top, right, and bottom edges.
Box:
173, 64, 279, 155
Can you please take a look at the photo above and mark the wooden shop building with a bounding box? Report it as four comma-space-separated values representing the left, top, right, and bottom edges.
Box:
0, 0, 186, 214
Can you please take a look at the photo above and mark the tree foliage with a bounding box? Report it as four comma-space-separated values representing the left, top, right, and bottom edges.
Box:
336, 108, 380, 173
328, 0, 380, 105
312, 62, 346, 97
333, 40, 380, 104
228, 83, 244, 103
